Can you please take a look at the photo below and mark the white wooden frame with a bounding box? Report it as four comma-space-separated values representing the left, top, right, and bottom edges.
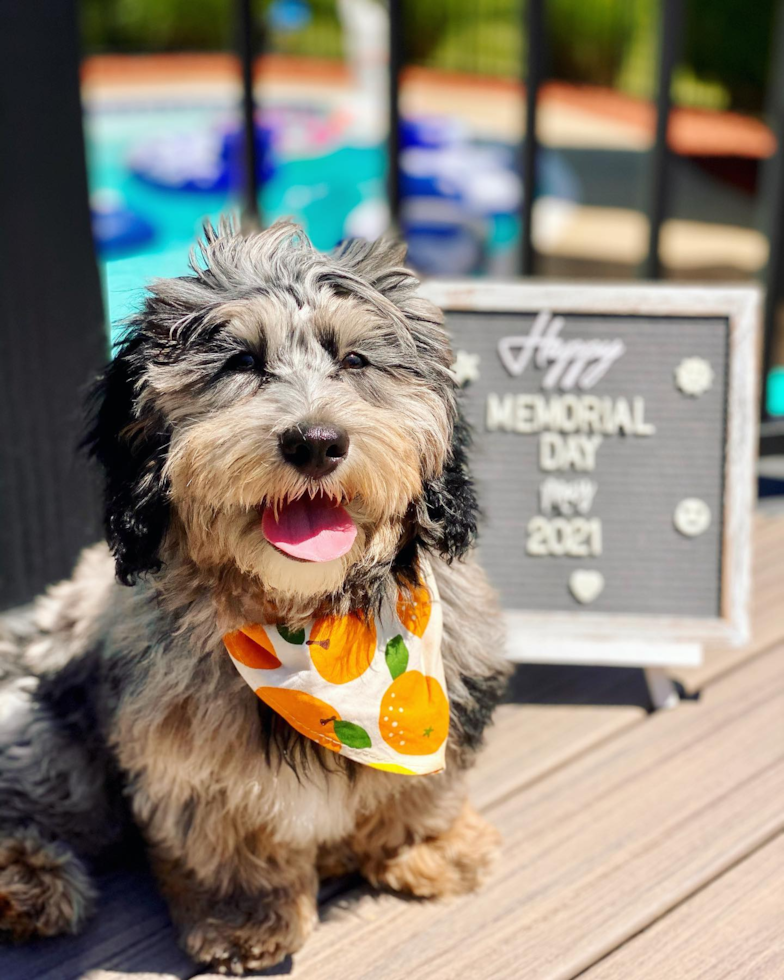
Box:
422, 281, 761, 661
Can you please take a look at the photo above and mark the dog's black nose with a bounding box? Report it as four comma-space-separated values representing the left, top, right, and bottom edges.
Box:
279, 424, 350, 479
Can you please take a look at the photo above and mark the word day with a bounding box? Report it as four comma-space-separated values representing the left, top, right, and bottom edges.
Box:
497, 311, 625, 390
540, 434, 603, 472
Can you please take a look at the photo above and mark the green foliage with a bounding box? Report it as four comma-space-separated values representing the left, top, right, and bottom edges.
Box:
80, 0, 342, 57
405, 0, 518, 75
615, 0, 657, 100
672, 66, 731, 113
547, 0, 637, 88
403, 0, 760, 108
683, 0, 776, 112
79, 0, 774, 111
429, 18, 521, 77
81, 0, 233, 51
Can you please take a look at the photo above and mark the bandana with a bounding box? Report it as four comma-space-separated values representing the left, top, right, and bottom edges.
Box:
223, 565, 448, 776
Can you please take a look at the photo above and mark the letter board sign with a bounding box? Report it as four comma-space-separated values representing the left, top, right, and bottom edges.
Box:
422, 282, 760, 666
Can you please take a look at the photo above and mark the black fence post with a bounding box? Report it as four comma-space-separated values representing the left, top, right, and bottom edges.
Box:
0, 0, 106, 608
644, 0, 681, 280
521, 0, 544, 277
236, 0, 261, 226
759, 1, 784, 453
388, 0, 403, 231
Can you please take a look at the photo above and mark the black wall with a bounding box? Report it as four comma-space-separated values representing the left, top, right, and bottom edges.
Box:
0, 0, 106, 609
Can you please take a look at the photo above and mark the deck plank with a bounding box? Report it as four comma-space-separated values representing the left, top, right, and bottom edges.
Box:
1, 867, 194, 980
1, 667, 646, 980
582, 832, 784, 980
288, 643, 784, 980
471, 663, 646, 808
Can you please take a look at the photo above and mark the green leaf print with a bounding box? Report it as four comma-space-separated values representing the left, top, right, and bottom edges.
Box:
385, 635, 409, 680
333, 721, 372, 749
277, 624, 305, 645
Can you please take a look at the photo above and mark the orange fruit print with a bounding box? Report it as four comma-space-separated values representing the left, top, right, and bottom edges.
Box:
379, 670, 449, 755
224, 625, 282, 670
308, 611, 377, 684
396, 582, 431, 637
256, 688, 342, 752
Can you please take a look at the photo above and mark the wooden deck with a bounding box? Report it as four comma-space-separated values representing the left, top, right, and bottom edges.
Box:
5, 512, 784, 980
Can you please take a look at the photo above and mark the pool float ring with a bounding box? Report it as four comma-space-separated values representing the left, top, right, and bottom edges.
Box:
91, 190, 155, 257
129, 124, 274, 194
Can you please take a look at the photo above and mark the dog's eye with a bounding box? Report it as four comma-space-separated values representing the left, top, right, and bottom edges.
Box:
225, 351, 259, 372
340, 351, 368, 370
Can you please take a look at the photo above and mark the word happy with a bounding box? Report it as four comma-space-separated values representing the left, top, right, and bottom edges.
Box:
497, 311, 625, 390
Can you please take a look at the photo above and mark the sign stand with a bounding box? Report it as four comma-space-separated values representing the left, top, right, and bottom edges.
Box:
505, 621, 700, 710
643, 667, 682, 710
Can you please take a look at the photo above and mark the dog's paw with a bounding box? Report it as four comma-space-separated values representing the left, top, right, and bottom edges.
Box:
0, 830, 95, 941
361, 801, 501, 899
180, 890, 317, 975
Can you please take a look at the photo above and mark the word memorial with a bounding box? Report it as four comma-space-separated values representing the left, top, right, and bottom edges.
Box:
423, 282, 758, 677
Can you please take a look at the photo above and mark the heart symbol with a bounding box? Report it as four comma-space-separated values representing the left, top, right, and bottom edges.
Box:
569, 570, 605, 605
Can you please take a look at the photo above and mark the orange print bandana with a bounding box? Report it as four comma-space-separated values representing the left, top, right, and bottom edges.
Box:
223, 564, 448, 776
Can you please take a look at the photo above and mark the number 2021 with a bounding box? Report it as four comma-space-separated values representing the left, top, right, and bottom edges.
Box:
526, 517, 603, 557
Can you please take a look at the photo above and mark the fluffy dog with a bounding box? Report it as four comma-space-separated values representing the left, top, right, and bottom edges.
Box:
0, 220, 509, 973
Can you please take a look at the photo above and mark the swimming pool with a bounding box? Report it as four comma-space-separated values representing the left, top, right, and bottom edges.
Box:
83, 101, 387, 337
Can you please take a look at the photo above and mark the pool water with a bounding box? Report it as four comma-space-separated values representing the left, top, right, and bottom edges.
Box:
768, 368, 784, 416
83, 102, 386, 338
85, 102, 784, 418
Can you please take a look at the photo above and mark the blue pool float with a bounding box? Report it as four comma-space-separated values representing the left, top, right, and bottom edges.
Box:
129, 124, 274, 194
91, 191, 155, 258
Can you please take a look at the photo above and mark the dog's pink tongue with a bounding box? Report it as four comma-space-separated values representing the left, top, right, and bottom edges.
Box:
262, 497, 357, 563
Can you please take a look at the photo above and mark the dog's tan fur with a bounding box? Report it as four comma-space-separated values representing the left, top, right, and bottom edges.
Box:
0, 222, 510, 973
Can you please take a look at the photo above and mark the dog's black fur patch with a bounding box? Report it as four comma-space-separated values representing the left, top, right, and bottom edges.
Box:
391, 407, 479, 594
451, 670, 509, 751
422, 410, 478, 561
83, 335, 171, 586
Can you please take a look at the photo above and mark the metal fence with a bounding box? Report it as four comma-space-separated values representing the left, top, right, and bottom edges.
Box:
239, 0, 784, 452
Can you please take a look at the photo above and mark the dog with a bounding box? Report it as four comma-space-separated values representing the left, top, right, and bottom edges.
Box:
0, 220, 510, 974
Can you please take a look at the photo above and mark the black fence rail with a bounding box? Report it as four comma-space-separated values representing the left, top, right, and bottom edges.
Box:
761, 3, 784, 453
0, 0, 105, 609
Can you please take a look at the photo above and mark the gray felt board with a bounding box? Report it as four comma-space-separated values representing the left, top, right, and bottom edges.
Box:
444, 311, 729, 618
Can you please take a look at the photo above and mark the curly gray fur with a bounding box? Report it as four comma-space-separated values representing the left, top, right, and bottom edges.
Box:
0, 221, 509, 968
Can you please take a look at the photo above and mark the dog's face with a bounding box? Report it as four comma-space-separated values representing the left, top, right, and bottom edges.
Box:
152, 288, 452, 599
87, 221, 477, 605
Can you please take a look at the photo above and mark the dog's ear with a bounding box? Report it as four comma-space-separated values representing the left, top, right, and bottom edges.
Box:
83, 336, 171, 586
399, 408, 478, 577
422, 409, 479, 560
